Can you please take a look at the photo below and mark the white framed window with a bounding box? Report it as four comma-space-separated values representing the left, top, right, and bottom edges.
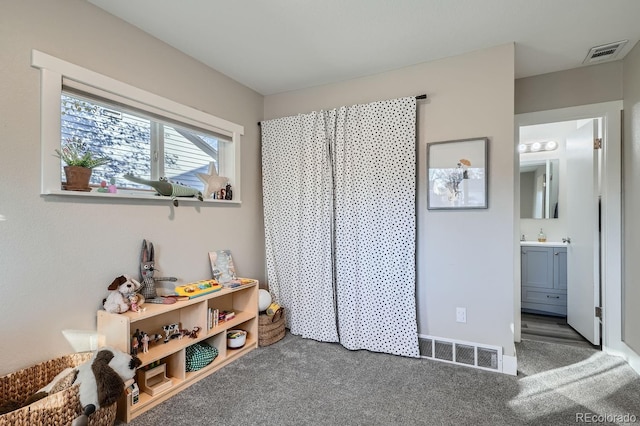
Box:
32, 50, 244, 204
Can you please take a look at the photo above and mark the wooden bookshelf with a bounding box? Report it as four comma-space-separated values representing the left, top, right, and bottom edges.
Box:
97, 280, 258, 423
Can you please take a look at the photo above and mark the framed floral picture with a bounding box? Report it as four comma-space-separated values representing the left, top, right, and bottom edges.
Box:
427, 137, 488, 210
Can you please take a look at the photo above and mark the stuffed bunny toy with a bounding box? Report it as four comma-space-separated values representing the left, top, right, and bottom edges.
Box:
140, 239, 177, 300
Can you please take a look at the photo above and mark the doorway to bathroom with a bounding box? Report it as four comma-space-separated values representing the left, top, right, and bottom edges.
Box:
515, 101, 623, 350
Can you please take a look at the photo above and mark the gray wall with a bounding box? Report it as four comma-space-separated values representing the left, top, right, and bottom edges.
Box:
516, 61, 623, 114
0, 0, 265, 374
623, 42, 640, 354
265, 44, 517, 358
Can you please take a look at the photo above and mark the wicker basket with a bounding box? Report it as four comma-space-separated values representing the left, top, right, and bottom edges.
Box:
0, 352, 117, 426
258, 309, 286, 347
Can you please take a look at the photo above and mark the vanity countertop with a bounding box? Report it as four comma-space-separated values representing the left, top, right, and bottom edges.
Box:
520, 241, 567, 247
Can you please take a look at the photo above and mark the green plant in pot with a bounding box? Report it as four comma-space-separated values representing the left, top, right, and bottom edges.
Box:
55, 138, 110, 191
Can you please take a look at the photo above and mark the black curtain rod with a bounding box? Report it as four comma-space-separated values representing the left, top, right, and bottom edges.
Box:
258, 94, 427, 126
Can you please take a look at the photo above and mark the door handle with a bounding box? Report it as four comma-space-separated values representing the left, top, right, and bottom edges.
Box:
562, 237, 571, 244
547, 295, 561, 299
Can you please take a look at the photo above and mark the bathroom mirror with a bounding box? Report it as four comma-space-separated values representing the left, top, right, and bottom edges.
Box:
520, 158, 559, 219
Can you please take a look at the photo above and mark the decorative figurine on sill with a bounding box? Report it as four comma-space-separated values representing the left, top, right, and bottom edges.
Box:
123, 174, 203, 206
196, 161, 228, 199
97, 180, 109, 193
108, 177, 117, 193
224, 183, 232, 200
139, 239, 177, 301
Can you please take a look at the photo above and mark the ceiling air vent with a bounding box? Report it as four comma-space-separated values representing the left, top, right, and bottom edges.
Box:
583, 40, 628, 64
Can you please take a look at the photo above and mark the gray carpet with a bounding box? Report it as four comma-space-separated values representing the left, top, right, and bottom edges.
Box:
121, 333, 640, 425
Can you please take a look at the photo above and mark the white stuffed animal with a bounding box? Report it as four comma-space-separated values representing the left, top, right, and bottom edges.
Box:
35, 347, 141, 426
103, 275, 145, 314
72, 347, 141, 426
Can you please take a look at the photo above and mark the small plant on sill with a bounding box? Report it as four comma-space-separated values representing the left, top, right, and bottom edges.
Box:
54, 137, 110, 169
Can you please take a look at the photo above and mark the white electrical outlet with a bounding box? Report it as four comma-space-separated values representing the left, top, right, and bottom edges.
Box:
456, 307, 467, 323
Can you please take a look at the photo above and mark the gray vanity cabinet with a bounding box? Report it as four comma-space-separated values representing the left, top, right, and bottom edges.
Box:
521, 245, 567, 316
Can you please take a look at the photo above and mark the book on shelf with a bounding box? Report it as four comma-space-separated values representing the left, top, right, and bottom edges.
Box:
209, 250, 237, 285
219, 310, 235, 322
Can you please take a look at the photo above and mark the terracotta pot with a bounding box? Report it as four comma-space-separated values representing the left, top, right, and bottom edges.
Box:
63, 166, 92, 191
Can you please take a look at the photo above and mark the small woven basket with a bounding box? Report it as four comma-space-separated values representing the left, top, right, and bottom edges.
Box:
258, 308, 286, 347
0, 352, 116, 426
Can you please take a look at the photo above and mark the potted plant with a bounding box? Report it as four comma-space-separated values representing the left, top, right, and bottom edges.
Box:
55, 138, 110, 191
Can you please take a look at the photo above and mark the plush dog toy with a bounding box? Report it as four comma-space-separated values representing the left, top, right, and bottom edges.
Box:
3, 347, 141, 426
70, 347, 141, 425
103, 275, 145, 313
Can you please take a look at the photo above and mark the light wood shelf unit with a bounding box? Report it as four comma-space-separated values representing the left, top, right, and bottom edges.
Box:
97, 280, 258, 423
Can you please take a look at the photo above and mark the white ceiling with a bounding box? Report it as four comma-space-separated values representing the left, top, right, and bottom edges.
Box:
87, 0, 640, 96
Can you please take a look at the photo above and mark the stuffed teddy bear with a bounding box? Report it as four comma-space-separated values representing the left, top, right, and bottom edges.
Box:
103, 275, 145, 314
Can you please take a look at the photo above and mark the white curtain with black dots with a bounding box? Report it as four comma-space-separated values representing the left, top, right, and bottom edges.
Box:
261, 97, 418, 357
261, 112, 339, 343
331, 97, 419, 357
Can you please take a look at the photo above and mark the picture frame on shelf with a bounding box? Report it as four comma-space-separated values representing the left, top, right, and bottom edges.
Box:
427, 137, 489, 210
208, 250, 237, 284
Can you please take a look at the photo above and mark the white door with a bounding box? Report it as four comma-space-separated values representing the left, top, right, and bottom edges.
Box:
565, 119, 600, 345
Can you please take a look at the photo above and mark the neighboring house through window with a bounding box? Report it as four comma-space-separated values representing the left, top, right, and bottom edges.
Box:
32, 50, 244, 203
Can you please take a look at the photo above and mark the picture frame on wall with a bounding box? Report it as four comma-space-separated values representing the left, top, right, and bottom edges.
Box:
427, 137, 489, 210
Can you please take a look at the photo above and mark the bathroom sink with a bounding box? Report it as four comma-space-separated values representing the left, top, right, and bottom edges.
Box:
520, 241, 567, 247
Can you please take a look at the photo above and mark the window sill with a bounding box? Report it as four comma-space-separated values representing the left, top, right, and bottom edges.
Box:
41, 189, 241, 205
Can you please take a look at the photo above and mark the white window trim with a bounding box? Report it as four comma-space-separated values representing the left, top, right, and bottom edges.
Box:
32, 49, 244, 204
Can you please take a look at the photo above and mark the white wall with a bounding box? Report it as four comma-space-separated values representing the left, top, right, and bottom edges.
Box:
623, 41, 640, 356
0, 0, 265, 375
265, 44, 516, 357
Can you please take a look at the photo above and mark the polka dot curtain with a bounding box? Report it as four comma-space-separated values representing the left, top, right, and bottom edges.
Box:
261, 97, 419, 357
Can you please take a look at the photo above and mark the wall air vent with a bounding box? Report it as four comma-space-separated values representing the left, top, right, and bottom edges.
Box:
418, 334, 503, 373
583, 40, 628, 64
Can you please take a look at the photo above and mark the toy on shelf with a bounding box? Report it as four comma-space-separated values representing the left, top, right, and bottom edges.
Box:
162, 323, 180, 343
123, 174, 203, 206
130, 329, 163, 355
103, 275, 146, 314
157, 324, 202, 344
173, 279, 222, 299
139, 239, 177, 301
139, 364, 172, 396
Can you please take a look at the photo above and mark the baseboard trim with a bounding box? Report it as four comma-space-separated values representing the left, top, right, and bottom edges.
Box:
604, 343, 640, 376
502, 353, 518, 376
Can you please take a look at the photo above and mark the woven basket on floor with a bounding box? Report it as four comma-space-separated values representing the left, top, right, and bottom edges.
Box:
258, 309, 286, 347
0, 352, 117, 426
